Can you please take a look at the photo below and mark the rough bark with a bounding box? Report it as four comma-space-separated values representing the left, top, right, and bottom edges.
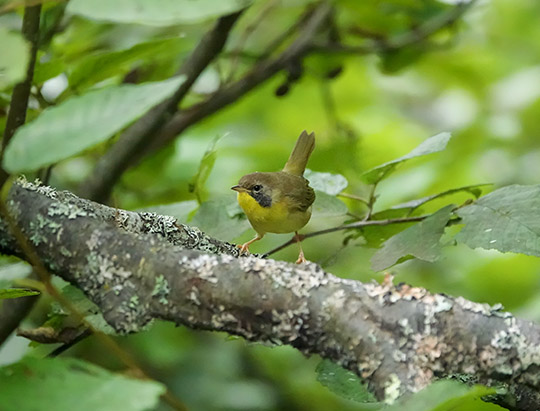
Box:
2, 180, 540, 408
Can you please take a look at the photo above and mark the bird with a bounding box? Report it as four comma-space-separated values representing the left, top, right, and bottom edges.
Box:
231, 130, 316, 264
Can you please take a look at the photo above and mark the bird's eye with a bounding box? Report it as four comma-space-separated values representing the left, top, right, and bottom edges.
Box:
253, 184, 262, 192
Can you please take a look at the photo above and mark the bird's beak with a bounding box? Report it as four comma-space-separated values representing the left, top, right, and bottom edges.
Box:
231, 185, 248, 193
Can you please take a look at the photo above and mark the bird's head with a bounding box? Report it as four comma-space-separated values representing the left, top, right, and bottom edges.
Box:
231, 172, 276, 208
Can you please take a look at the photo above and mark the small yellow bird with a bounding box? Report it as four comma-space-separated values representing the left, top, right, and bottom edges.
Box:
231, 131, 315, 264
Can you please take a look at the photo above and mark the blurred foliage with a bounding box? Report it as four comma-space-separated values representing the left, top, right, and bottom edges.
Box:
2, 0, 540, 410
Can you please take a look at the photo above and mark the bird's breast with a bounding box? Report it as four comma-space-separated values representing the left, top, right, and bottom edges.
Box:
236, 192, 311, 234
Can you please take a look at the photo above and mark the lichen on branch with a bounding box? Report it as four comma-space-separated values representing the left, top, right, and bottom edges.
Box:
2, 179, 540, 407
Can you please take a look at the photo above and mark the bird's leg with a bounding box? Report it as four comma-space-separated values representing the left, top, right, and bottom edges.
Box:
238, 233, 263, 255
294, 232, 307, 264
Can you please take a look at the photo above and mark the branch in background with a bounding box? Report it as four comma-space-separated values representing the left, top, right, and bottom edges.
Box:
313, 0, 475, 55
79, 0, 473, 204
0, 2, 42, 344
80, 10, 246, 203
80, 2, 333, 203
147, 3, 332, 153
0, 3, 41, 184
3, 180, 540, 411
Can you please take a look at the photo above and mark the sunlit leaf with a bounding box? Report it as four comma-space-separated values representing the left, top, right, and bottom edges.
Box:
67, 0, 253, 26
371, 205, 454, 271
456, 185, 540, 256
304, 170, 348, 195
0, 357, 165, 411
312, 191, 348, 218
0, 27, 29, 89
316, 360, 378, 404
386, 380, 496, 411
0, 288, 40, 299
362, 132, 451, 185
34, 60, 66, 84
3, 76, 185, 173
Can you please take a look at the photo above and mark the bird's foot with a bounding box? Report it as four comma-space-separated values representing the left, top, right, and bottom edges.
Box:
237, 243, 250, 256
295, 250, 307, 264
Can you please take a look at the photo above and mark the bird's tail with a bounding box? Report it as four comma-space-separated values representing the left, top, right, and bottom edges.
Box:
282, 130, 315, 176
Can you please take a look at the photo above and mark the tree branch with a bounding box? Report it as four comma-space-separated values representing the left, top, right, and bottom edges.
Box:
3, 180, 540, 410
0, 2, 41, 184
80, 10, 245, 203
77, 0, 473, 204
0, 2, 42, 344
79, 2, 333, 203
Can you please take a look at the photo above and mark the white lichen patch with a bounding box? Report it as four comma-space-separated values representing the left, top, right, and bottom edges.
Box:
398, 318, 413, 336
454, 296, 494, 316
47, 202, 89, 219
383, 373, 401, 404
179, 254, 219, 284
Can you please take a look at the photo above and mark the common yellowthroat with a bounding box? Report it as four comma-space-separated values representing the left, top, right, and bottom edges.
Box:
231, 131, 315, 264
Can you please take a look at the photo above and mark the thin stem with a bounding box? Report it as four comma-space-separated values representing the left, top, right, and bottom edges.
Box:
265, 214, 427, 256
48, 328, 92, 357
0, 2, 42, 185
338, 192, 370, 206
363, 183, 378, 220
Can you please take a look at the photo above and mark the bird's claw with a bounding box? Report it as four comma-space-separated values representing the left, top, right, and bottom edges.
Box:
237, 243, 250, 256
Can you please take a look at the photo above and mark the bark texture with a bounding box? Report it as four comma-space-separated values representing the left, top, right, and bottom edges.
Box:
2, 180, 540, 408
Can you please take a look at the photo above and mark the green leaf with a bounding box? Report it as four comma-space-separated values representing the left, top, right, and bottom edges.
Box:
67, 0, 253, 26
191, 197, 251, 241
189, 135, 224, 204
0, 288, 40, 299
0, 357, 165, 411
137, 200, 198, 223
379, 45, 425, 74
0, 27, 30, 89
69, 37, 188, 91
371, 205, 454, 271
34, 59, 66, 84
311, 191, 348, 218
3, 76, 185, 173
456, 184, 540, 257
386, 380, 496, 411
60, 285, 115, 334
361, 132, 451, 185
304, 170, 348, 195
392, 184, 490, 211
316, 359, 378, 404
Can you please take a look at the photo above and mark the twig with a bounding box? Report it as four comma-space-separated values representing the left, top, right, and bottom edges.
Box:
265, 214, 427, 256
48, 328, 92, 357
363, 183, 378, 220
0, 2, 42, 185
80, 10, 246, 203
